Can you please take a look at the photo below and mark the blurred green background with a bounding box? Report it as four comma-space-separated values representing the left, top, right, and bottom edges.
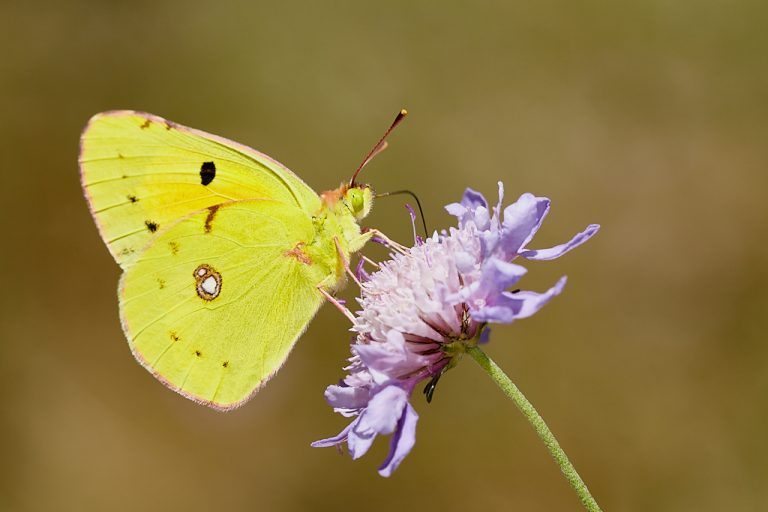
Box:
2, 1, 767, 510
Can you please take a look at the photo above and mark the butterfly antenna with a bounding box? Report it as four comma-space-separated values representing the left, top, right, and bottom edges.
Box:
350, 109, 408, 187
375, 189, 429, 238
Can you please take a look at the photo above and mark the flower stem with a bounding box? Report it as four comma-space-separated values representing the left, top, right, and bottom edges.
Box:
467, 346, 603, 512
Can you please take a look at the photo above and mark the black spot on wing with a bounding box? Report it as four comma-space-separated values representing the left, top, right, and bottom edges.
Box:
140, 119, 152, 129
200, 161, 216, 186
145, 220, 159, 233
127, 195, 138, 203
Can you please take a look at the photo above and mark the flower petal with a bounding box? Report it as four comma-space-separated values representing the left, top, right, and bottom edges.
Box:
448, 257, 527, 315
324, 384, 370, 414
520, 224, 600, 261
311, 419, 355, 448
348, 425, 377, 459
446, 188, 491, 229
454, 250, 477, 274
460, 187, 489, 210
479, 257, 527, 292
356, 385, 409, 436
470, 304, 518, 323
378, 403, 419, 477
348, 385, 409, 460
354, 330, 428, 383
470, 276, 568, 323
500, 193, 550, 257
501, 276, 568, 319
492, 181, 505, 221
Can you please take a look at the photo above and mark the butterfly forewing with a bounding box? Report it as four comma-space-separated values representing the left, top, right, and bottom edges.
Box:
80, 111, 321, 268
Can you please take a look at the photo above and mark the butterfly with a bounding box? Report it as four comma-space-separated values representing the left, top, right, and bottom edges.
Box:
79, 109, 406, 410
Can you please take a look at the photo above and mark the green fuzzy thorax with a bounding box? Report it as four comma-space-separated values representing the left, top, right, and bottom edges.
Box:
304, 186, 373, 291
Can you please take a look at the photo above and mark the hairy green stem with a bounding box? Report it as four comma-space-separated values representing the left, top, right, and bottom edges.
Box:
467, 346, 602, 512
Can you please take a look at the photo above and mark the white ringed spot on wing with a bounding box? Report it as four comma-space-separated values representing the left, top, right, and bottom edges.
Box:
193, 264, 221, 301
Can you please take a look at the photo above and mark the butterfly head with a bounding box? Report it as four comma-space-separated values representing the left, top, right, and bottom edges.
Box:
345, 184, 374, 220
323, 183, 374, 221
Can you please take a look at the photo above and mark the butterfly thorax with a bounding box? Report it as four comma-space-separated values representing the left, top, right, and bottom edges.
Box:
297, 183, 374, 292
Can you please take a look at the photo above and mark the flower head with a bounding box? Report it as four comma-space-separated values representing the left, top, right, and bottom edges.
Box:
312, 182, 599, 476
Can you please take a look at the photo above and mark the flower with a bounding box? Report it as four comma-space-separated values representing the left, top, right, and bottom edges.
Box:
312, 182, 600, 476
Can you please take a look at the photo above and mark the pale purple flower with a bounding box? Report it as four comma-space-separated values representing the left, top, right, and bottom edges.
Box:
312, 182, 599, 476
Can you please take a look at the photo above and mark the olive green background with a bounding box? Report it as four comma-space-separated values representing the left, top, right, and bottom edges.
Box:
2, 1, 767, 511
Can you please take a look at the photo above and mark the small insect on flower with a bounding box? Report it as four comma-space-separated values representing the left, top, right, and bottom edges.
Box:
312, 182, 600, 476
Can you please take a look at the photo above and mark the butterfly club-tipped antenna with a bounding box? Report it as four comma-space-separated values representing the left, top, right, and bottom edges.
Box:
349, 109, 408, 187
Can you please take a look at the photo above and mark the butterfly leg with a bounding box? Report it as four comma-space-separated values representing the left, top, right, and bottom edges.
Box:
361, 228, 409, 254
345, 226, 375, 254
361, 255, 380, 268
316, 286, 356, 323
333, 236, 363, 289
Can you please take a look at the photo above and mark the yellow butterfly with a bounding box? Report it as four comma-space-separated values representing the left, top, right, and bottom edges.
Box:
80, 110, 406, 410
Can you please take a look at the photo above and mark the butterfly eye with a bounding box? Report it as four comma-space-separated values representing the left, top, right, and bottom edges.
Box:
345, 187, 373, 220
348, 189, 364, 214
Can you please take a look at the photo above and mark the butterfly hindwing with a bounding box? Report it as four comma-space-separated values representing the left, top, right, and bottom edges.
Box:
119, 199, 326, 410
79, 110, 321, 268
